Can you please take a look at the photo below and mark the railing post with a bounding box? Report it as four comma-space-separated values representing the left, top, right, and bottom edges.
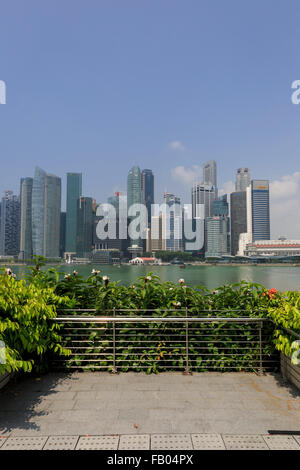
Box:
183, 307, 191, 375
258, 321, 263, 376
111, 307, 118, 374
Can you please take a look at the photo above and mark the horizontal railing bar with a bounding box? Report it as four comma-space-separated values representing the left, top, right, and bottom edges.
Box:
54, 316, 268, 323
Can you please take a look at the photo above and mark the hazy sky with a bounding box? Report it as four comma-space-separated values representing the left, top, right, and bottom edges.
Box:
1, 1, 300, 238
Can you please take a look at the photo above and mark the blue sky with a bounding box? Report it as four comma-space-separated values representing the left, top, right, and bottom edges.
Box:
1, 1, 300, 237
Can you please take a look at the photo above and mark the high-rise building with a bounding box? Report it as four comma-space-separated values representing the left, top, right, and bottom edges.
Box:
203, 160, 217, 189
163, 192, 183, 251
127, 166, 142, 209
127, 166, 142, 246
205, 216, 229, 258
0, 190, 20, 256
235, 168, 250, 192
213, 194, 229, 216
251, 180, 270, 242
191, 183, 216, 219
141, 169, 154, 227
149, 213, 164, 252
76, 196, 93, 258
60, 212, 66, 258
43, 173, 61, 258
19, 178, 33, 260
230, 191, 247, 255
66, 173, 82, 253
32, 167, 61, 258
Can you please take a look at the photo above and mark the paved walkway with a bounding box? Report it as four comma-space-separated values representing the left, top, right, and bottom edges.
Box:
0, 371, 299, 447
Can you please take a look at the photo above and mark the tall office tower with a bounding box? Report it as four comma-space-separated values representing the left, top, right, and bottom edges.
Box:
127, 166, 142, 246
60, 212, 66, 258
44, 173, 61, 258
203, 160, 217, 189
150, 213, 164, 252
235, 168, 250, 192
230, 191, 247, 255
163, 192, 183, 251
213, 194, 229, 216
32, 167, 46, 256
192, 183, 216, 218
0, 190, 21, 256
205, 216, 229, 258
32, 167, 61, 258
127, 166, 142, 209
66, 173, 82, 253
19, 178, 33, 260
76, 197, 93, 258
141, 169, 154, 227
251, 180, 270, 242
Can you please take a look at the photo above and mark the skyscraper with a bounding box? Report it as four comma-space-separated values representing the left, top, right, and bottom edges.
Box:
251, 180, 270, 242
127, 166, 142, 246
32, 167, 61, 258
230, 191, 247, 255
19, 178, 33, 260
66, 173, 82, 253
192, 183, 216, 219
127, 166, 142, 209
236, 168, 250, 192
163, 192, 183, 251
76, 196, 93, 258
203, 160, 217, 189
0, 190, 20, 256
44, 173, 61, 258
141, 169, 154, 227
205, 216, 229, 258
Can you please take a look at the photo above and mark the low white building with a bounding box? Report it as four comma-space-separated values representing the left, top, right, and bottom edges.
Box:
129, 257, 159, 265
245, 239, 300, 257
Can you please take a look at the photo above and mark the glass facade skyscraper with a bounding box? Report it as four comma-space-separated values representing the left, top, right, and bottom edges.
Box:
251, 180, 270, 242
32, 167, 61, 258
230, 191, 247, 255
66, 172, 82, 253
141, 169, 154, 227
19, 177, 33, 260
76, 197, 93, 258
236, 168, 250, 192
203, 160, 217, 190
0, 190, 20, 256
44, 173, 61, 258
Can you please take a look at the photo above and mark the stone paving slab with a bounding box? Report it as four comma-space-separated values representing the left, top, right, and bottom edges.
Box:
0, 433, 299, 450
0, 372, 299, 437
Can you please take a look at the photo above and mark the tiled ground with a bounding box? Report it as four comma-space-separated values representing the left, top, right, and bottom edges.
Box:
0, 372, 299, 439
0, 433, 299, 450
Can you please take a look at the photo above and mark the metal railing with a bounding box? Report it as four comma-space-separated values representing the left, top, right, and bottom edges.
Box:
51, 309, 279, 374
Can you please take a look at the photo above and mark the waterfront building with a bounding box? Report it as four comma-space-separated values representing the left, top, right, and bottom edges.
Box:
163, 192, 183, 251
32, 167, 61, 258
0, 190, 20, 256
251, 180, 270, 242
60, 212, 66, 258
141, 169, 154, 227
191, 183, 216, 219
245, 239, 300, 257
149, 213, 164, 252
66, 173, 82, 253
230, 191, 247, 255
205, 216, 229, 258
19, 178, 33, 260
235, 168, 250, 192
76, 196, 93, 258
127, 166, 142, 246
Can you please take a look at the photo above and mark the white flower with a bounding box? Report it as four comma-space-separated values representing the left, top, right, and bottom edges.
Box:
6, 268, 12, 276
64, 274, 71, 279
169, 288, 173, 291
178, 278, 185, 284
73, 270, 78, 275
145, 275, 152, 281
174, 301, 182, 307
103, 275, 109, 281
92, 269, 100, 275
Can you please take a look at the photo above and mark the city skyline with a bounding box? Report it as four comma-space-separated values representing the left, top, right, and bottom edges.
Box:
1, 2, 300, 239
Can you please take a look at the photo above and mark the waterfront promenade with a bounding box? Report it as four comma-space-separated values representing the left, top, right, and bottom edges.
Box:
0, 371, 299, 450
